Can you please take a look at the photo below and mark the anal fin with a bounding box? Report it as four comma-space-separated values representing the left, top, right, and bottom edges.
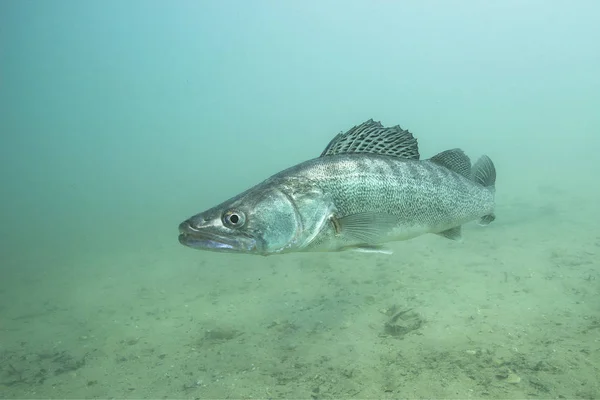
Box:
478, 214, 495, 226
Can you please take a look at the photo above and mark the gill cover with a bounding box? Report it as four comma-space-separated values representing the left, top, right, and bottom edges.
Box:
251, 182, 335, 254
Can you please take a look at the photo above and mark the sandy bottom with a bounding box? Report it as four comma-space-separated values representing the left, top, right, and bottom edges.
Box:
1, 187, 599, 399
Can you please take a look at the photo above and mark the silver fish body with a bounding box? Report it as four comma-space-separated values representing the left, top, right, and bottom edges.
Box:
179, 120, 496, 255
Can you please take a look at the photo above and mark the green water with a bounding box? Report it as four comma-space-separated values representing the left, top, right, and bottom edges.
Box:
1, 1, 599, 398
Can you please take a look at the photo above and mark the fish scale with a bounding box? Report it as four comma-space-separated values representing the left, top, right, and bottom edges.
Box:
278, 154, 493, 249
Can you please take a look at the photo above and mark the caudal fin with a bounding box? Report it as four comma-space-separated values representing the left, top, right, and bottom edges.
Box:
472, 155, 496, 225
472, 155, 496, 189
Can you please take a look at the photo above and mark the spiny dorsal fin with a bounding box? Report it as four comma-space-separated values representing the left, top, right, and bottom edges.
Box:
429, 149, 472, 179
320, 119, 420, 159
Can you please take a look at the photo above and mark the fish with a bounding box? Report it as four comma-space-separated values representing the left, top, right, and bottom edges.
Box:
178, 119, 496, 256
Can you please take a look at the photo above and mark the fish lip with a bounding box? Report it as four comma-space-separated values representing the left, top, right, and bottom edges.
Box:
178, 233, 236, 251
178, 221, 231, 249
178, 220, 255, 252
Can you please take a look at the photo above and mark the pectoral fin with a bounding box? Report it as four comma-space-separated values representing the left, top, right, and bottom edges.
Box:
333, 212, 398, 244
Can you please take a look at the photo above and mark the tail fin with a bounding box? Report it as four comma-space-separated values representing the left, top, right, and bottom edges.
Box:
472, 155, 496, 225
472, 155, 496, 190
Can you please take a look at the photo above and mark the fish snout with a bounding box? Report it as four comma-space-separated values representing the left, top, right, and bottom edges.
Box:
178, 220, 191, 234
178, 215, 208, 246
179, 214, 210, 233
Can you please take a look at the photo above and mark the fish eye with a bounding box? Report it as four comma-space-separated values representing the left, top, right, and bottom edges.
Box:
223, 210, 245, 228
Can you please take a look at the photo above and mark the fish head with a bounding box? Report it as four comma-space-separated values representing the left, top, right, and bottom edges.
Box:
178, 179, 335, 255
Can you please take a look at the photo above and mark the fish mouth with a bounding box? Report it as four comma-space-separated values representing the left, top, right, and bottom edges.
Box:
178, 221, 255, 253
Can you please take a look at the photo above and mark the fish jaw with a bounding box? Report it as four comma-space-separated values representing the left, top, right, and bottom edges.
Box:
178, 216, 259, 254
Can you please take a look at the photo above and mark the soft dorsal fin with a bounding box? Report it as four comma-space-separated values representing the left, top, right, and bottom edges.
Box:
320, 119, 420, 159
429, 149, 471, 179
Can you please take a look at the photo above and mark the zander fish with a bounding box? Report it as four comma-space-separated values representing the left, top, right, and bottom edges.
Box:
178, 119, 496, 255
